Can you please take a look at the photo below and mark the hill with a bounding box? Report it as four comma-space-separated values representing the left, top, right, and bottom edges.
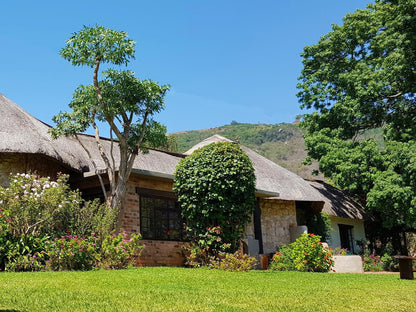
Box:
170, 121, 322, 180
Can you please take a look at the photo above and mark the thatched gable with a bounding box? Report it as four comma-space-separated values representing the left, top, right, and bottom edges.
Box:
185, 135, 325, 202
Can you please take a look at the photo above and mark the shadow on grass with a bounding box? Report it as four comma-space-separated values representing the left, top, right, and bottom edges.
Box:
0, 310, 26, 312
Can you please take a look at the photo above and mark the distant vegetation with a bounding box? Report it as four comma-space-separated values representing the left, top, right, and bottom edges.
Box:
170, 121, 322, 179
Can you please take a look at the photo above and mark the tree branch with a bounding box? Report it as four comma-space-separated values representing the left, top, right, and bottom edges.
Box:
74, 134, 109, 204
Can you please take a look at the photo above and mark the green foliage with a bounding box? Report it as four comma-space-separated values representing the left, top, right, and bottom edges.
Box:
0, 173, 83, 236
98, 232, 144, 269
52, 25, 170, 211
174, 142, 256, 252
4, 234, 49, 272
0, 173, 117, 238
269, 233, 334, 272
297, 0, 416, 248
60, 24, 136, 67
4, 232, 144, 272
303, 212, 332, 242
182, 226, 231, 267
209, 251, 258, 272
0, 173, 126, 271
45, 235, 98, 271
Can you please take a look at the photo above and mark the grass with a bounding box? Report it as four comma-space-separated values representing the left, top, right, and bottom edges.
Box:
0, 268, 415, 311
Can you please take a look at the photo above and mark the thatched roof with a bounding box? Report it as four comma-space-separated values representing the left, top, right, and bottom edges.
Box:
0, 94, 183, 177
307, 180, 367, 220
76, 134, 183, 179
0, 93, 87, 171
185, 135, 325, 202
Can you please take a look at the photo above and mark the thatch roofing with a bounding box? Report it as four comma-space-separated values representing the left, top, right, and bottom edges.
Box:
185, 135, 325, 202
0, 93, 87, 171
307, 180, 367, 220
77, 134, 183, 179
0, 93, 183, 176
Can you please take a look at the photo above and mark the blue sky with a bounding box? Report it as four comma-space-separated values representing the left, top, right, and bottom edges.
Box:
1, 0, 371, 134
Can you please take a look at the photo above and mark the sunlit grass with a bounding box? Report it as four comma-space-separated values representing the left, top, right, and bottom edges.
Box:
1, 268, 415, 311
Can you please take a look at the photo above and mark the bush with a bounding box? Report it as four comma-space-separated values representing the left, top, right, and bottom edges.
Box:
0, 173, 117, 238
45, 234, 98, 271
174, 142, 256, 252
209, 251, 258, 272
4, 234, 50, 272
183, 226, 230, 268
360, 246, 400, 272
305, 212, 332, 242
269, 233, 334, 272
98, 232, 144, 269
269, 245, 295, 271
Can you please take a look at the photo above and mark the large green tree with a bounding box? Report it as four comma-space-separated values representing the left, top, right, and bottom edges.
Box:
51, 25, 170, 228
297, 0, 416, 253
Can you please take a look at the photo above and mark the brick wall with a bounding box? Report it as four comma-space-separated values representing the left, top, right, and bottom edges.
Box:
120, 174, 185, 266
138, 240, 185, 267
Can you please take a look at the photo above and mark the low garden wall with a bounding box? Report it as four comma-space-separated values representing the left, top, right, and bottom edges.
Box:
332, 255, 363, 273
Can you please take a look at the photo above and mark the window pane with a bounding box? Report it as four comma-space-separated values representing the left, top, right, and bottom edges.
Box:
140, 194, 183, 241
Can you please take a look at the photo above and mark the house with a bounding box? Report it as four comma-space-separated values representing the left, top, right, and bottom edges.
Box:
307, 180, 367, 253
0, 93, 366, 265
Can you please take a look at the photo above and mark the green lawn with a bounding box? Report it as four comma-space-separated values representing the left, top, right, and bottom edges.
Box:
0, 268, 415, 311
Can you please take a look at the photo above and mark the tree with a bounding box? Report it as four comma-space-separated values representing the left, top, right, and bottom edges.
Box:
173, 142, 256, 252
51, 25, 170, 228
297, 0, 416, 253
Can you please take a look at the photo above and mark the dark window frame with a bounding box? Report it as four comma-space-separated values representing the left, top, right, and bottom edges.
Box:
136, 187, 184, 241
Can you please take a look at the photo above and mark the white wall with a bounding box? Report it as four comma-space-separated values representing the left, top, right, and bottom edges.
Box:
327, 216, 366, 253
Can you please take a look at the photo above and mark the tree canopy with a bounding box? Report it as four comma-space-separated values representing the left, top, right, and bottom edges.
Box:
51, 25, 170, 225
173, 142, 256, 251
297, 0, 416, 252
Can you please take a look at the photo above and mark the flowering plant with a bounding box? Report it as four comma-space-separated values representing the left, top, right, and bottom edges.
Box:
45, 234, 98, 271
270, 233, 334, 272
98, 231, 144, 269
183, 226, 230, 267
0, 173, 82, 236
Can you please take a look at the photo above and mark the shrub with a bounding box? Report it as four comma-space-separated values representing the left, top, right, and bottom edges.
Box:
269, 245, 295, 271
4, 234, 50, 272
45, 234, 98, 271
0, 173, 80, 236
0, 173, 117, 238
98, 232, 144, 269
269, 233, 333, 272
5, 252, 45, 272
174, 142, 256, 252
183, 226, 230, 267
209, 251, 258, 272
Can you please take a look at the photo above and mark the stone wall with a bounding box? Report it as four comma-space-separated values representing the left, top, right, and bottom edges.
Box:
259, 198, 297, 254
0, 153, 73, 186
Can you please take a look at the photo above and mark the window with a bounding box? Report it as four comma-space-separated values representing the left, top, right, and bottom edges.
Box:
137, 188, 183, 241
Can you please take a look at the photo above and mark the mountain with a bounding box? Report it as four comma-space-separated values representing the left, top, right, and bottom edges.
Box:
170, 121, 322, 180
